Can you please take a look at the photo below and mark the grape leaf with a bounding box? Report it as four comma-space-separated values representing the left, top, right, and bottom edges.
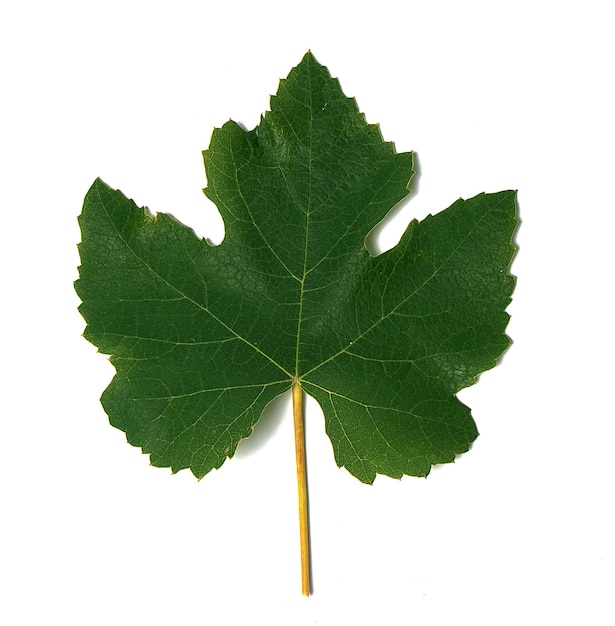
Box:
76, 52, 516, 486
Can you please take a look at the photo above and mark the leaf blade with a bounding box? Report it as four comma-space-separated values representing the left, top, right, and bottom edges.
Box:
76, 52, 516, 484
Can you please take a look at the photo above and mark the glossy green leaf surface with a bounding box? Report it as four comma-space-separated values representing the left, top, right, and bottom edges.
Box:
76, 52, 516, 484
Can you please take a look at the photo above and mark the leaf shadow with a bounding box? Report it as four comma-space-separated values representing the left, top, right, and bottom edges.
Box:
364, 151, 422, 256
234, 390, 291, 457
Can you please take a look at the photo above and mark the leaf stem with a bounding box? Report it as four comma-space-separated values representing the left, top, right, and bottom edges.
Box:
292, 377, 311, 596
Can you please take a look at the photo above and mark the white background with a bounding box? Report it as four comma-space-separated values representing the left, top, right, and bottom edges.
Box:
2, 1, 613, 624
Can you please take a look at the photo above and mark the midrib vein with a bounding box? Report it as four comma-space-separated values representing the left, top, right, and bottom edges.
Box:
295, 60, 314, 377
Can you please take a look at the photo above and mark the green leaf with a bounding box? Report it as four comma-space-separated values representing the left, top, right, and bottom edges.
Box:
76, 52, 516, 485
